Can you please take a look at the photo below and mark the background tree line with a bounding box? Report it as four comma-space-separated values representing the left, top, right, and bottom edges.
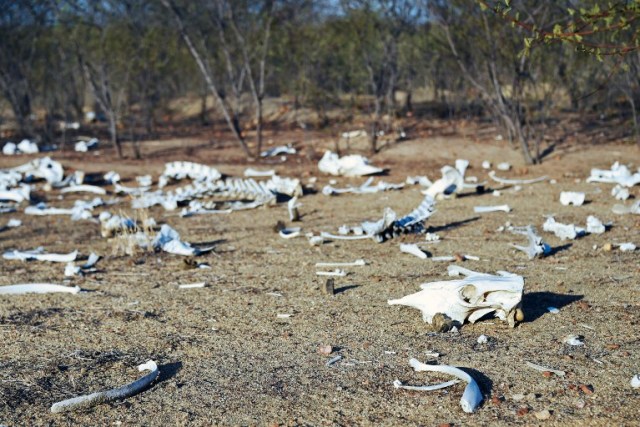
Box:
0, 0, 638, 162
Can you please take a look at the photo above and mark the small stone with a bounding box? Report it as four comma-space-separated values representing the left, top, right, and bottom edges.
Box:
491, 395, 503, 405
575, 399, 586, 409
516, 406, 529, 416
606, 344, 620, 350
579, 384, 594, 395
437, 424, 453, 427
603, 243, 613, 252
318, 345, 333, 355
431, 313, 455, 333
323, 278, 335, 295
477, 334, 488, 344
534, 409, 551, 420
542, 371, 553, 378
511, 393, 525, 402
577, 301, 590, 311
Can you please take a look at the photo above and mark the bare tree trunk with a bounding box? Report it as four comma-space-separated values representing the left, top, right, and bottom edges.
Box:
107, 111, 122, 158
161, 0, 251, 157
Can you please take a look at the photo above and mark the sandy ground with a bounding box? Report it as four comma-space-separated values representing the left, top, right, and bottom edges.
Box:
0, 133, 639, 426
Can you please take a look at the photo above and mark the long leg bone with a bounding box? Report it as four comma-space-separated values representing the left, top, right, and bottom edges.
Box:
50, 360, 159, 413
0, 284, 81, 295
488, 171, 548, 185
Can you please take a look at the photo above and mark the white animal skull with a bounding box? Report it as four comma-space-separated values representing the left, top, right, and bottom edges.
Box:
388, 274, 524, 328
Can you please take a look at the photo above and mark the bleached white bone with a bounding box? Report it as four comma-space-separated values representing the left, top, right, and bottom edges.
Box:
315, 259, 366, 268
316, 269, 347, 277
400, 243, 428, 259
61, 185, 106, 195
488, 171, 547, 185
406, 176, 433, 187
496, 162, 511, 171
260, 145, 296, 157
619, 242, 637, 251
320, 232, 371, 240
481, 161, 491, 169
542, 217, 585, 240
318, 150, 383, 177
0, 185, 30, 203
511, 226, 551, 258
392, 378, 459, 392
0, 283, 81, 295
586, 216, 606, 234
447, 265, 488, 277
279, 227, 301, 239
288, 197, 300, 221
430, 256, 456, 262
611, 185, 630, 201
152, 224, 214, 256
408, 359, 483, 413
244, 168, 275, 177
423, 166, 464, 197
179, 282, 206, 289
322, 177, 404, 195
17, 139, 39, 154
612, 201, 640, 215
632, 375, 640, 388
50, 360, 159, 413
586, 162, 640, 187
3, 248, 78, 263
560, 191, 585, 206
474, 204, 511, 213
388, 273, 524, 327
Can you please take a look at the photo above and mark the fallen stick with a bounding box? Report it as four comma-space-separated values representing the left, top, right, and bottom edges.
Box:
51, 360, 159, 413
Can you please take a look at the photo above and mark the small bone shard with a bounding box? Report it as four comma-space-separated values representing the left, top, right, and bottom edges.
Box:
585, 216, 606, 234
542, 217, 585, 240
611, 185, 630, 201
526, 361, 565, 377
152, 224, 215, 256
0, 283, 81, 295
316, 269, 347, 277
315, 259, 366, 268
260, 145, 296, 157
474, 204, 511, 213
631, 375, 640, 389
408, 358, 483, 413
560, 191, 586, 206
360, 195, 436, 243
400, 243, 428, 259
288, 197, 300, 221
279, 227, 301, 239
388, 273, 524, 328
322, 177, 404, 196
50, 360, 159, 413
318, 150, 383, 177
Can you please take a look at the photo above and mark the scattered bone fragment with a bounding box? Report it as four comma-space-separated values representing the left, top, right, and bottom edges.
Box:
0, 218, 21, 232
510, 226, 551, 259
74, 138, 99, 152
316, 269, 347, 277
563, 335, 585, 346
424, 232, 440, 242
612, 201, 640, 215
560, 191, 586, 206
474, 204, 511, 213
0, 283, 81, 295
244, 168, 275, 177
585, 216, 606, 234
430, 256, 456, 262
65, 254, 100, 277
543, 217, 585, 240
322, 177, 404, 195
497, 162, 511, 171
547, 307, 560, 314
260, 145, 296, 157
407, 358, 483, 413
393, 379, 459, 392
318, 150, 383, 177
308, 235, 324, 246
288, 197, 300, 221
619, 243, 637, 252
360, 195, 436, 243
178, 282, 206, 289
423, 164, 466, 197
586, 161, 640, 187
400, 243, 428, 259
526, 361, 565, 377
388, 273, 524, 328
319, 232, 370, 241
277, 313, 293, 318
162, 161, 222, 182
631, 375, 640, 389
487, 171, 548, 186
612, 185, 630, 201
3, 248, 78, 263
318, 345, 333, 355
152, 224, 215, 256
482, 160, 491, 169
50, 360, 159, 414
315, 259, 366, 268
60, 185, 106, 195
279, 227, 301, 239
477, 335, 488, 344
100, 212, 136, 238
406, 176, 433, 187
326, 355, 342, 366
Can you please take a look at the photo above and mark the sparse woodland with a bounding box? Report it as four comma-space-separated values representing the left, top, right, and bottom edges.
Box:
1, 0, 639, 162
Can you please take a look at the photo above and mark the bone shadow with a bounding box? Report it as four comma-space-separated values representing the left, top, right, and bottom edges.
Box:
156, 361, 183, 384
334, 284, 360, 295
428, 217, 480, 233
459, 367, 493, 403
549, 243, 573, 256
522, 291, 583, 323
